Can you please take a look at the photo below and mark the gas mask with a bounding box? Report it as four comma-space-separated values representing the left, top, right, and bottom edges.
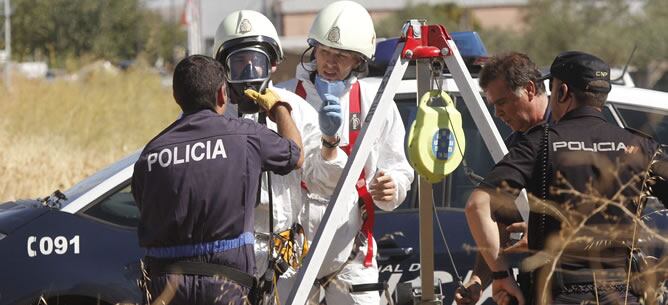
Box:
225, 47, 272, 114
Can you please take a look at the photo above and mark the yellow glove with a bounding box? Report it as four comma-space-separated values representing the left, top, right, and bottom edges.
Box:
244, 88, 292, 120
244, 88, 281, 112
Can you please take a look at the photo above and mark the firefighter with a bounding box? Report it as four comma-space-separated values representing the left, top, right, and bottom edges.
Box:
212, 9, 348, 302
132, 54, 303, 305
278, 1, 414, 304
465, 51, 668, 305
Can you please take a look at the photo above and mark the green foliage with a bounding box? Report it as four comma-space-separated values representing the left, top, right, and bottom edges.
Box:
141, 12, 187, 64
375, 3, 481, 38
10, 0, 185, 69
515, 0, 638, 66
478, 0, 668, 88
476, 0, 668, 68
377, 0, 668, 89
633, 0, 668, 66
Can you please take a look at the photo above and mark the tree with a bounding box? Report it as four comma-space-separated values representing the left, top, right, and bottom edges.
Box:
375, 3, 481, 38
376, 1, 668, 90
140, 11, 187, 66
10, 0, 185, 69
480, 0, 668, 89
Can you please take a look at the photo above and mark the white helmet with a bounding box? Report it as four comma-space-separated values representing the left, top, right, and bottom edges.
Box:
308, 1, 376, 60
213, 10, 283, 65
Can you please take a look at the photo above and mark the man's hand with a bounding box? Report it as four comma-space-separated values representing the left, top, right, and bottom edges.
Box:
314, 75, 345, 136
369, 170, 396, 202
455, 276, 483, 305
492, 277, 524, 305
318, 99, 343, 136
244, 88, 291, 120
502, 222, 528, 254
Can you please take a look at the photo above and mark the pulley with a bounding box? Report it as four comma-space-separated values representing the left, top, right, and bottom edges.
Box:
407, 89, 466, 183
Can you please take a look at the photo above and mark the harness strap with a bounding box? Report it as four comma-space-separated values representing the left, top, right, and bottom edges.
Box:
296, 80, 375, 268
340, 82, 375, 268
148, 261, 256, 289
296, 81, 310, 192
350, 282, 388, 293
295, 79, 307, 99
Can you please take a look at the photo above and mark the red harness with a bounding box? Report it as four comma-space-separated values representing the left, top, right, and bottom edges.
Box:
296, 80, 375, 267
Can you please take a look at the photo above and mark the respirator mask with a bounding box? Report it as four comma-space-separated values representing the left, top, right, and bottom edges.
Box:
225, 47, 272, 114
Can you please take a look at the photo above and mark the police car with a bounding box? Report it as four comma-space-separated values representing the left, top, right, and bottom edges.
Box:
370, 33, 668, 304
1, 33, 668, 305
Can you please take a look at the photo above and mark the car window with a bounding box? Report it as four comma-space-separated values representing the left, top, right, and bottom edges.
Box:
393, 93, 512, 210
62, 152, 139, 206
601, 106, 617, 124
613, 105, 668, 144
82, 184, 139, 228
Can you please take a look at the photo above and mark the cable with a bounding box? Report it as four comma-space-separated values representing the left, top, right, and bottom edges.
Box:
431, 196, 464, 285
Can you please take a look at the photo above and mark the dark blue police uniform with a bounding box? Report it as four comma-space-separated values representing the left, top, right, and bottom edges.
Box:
481, 106, 668, 305
493, 107, 551, 225
132, 109, 299, 305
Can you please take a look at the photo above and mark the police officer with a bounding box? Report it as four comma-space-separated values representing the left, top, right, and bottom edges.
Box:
131, 55, 303, 305
465, 51, 668, 305
456, 52, 549, 305
212, 10, 348, 302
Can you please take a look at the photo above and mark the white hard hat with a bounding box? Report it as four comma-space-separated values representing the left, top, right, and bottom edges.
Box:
213, 10, 283, 65
308, 1, 376, 60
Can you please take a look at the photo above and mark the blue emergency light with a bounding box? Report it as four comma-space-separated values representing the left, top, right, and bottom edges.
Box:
450, 32, 488, 58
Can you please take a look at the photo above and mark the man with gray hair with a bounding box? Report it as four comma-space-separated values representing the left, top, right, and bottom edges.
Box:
456, 52, 549, 305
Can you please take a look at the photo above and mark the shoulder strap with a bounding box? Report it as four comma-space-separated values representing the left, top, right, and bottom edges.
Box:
295, 80, 307, 99
341, 81, 361, 155
340, 81, 374, 267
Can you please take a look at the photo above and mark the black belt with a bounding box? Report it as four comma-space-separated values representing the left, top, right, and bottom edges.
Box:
148, 261, 256, 289
351, 282, 388, 293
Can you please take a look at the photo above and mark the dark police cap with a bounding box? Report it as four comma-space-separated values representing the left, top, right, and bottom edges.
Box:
539, 51, 611, 93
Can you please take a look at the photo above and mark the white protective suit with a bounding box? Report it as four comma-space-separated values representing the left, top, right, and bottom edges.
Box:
236, 85, 347, 278
276, 63, 414, 304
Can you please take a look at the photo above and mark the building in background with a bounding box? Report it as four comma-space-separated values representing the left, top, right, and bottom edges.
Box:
146, 0, 528, 55
164, 0, 528, 81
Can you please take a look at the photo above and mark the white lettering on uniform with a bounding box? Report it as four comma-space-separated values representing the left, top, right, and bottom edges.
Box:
618, 142, 628, 152
553, 141, 629, 152
147, 153, 158, 172
212, 139, 227, 159
598, 142, 613, 151
147, 139, 228, 172
173, 147, 184, 164
159, 149, 172, 167
553, 142, 567, 150
192, 142, 205, 161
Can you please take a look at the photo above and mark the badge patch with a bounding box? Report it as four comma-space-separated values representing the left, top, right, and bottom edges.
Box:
239, 19, 252, 34
350, 112, 361, 131
327, 27, 340, 44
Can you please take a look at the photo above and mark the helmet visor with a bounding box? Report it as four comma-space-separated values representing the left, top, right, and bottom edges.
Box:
226, 48, 271, 83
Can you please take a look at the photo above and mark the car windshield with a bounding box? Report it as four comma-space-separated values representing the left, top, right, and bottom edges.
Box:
60, 151, 140, 206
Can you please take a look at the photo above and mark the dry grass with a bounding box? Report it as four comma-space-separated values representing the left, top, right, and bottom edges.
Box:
0, 68, 180, 202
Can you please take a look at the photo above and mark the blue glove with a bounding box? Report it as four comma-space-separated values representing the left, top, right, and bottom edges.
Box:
315, 75, 345, 136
